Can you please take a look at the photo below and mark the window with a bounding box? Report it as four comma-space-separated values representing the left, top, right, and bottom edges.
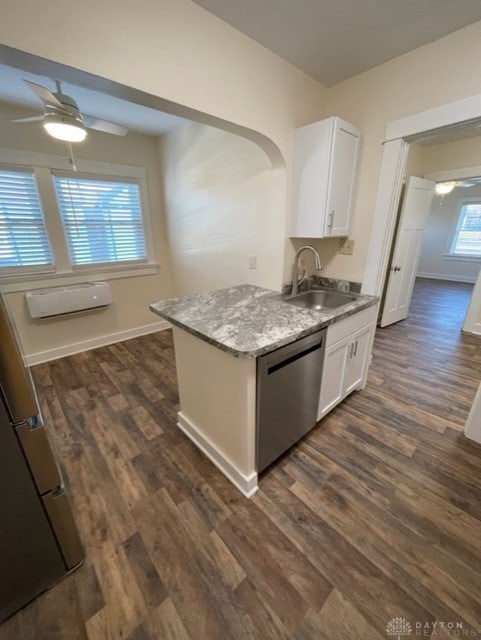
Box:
450, 201, 481, 258
0, 149, 155, 287
0, 169, 53, 270
54, 175, 147, 267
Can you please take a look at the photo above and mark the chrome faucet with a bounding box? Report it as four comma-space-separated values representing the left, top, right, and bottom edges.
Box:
291, 245, 323, 296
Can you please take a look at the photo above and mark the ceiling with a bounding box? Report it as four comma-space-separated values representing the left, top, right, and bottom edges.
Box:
0, 64, 185, 137
192, 0, 481, 86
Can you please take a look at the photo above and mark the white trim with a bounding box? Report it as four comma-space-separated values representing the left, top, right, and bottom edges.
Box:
361, 138, 408, 296
464, 322, 481, 335
463, 270, 481, 335
416, 272, 478, 284
0, 264, 159, 293
177, 411, 258, 498
364, 92, 481, 298
25, 320, 170, 365
386, 94, 481, 142
441, 254, 481, 263
0, 147, 146, 178
465, 383, 481, 442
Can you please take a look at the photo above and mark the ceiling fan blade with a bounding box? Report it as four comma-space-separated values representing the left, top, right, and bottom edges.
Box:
84, 115, 128, 136
24, 79, 63, 109
11, 116, 44, 123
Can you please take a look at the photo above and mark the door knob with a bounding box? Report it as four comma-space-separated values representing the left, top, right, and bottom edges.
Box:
392, 265, 401, 272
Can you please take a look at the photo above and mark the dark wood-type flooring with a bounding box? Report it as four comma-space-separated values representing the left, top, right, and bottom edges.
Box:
2, 277, 481, 639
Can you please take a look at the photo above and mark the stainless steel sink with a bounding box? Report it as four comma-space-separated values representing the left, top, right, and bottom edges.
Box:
285, 290, 356, 311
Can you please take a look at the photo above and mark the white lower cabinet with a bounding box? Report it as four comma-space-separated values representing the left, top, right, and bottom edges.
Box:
317, 306, 377, 421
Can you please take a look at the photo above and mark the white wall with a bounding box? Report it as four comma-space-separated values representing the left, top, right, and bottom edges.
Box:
417, 185, 481, 283
3, 2, 481, 294
0, 0, 327, 155
161, 122, 284, 295
321, 20, 481, 284
0, 103, 172, 361
0, 0, 328, 293
422, 133, 481, 174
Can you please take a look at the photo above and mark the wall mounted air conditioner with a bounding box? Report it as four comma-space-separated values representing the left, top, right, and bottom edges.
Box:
25, 282, 112, 319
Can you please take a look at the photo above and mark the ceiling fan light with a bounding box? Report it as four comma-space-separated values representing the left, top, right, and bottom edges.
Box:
43, 114, 87, 142
435, 181, 456, 195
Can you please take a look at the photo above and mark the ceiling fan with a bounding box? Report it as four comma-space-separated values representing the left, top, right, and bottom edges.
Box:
435, 177, 481, 195
12, 79, 128, 142
456, 177, 481, 188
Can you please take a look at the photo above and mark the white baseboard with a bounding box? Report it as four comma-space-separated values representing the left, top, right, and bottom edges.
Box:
25, 320, 171, 365
463, 322, 481, 336
177, 411, 258, 498
417, 272, 477, 284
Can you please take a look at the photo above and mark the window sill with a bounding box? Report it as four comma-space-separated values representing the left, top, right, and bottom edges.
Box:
0, 263, 160, 294
442, 254, 481, 263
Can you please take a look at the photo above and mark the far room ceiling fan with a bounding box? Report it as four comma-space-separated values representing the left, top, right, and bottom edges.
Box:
12, 79, 129, 142
435, 177, 481, 195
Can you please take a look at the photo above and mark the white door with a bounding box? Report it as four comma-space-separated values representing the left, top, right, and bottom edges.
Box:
380, 176, 435, 327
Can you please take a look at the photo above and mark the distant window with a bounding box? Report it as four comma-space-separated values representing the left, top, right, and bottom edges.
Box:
0, 169, 53, 270
53, 175, 147, 267
450, 201, 481, 258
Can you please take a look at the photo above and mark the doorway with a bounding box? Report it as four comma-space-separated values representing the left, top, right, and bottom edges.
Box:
379, 135, 481, 327
362, 96, 481, 429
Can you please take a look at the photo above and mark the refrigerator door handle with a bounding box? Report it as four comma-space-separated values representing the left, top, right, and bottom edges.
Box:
15, 423, 63, 495
42, 490, 84, 571
0, 298, 39, 423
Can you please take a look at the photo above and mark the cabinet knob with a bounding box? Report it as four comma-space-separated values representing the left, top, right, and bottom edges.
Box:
328, 211, 335, 229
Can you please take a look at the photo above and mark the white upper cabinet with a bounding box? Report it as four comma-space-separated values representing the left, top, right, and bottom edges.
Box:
290, 117, 360, 238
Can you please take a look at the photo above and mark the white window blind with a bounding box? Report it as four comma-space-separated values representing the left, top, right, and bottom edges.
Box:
451, 202, 481, 258
0, 169, 53, 269
54, 175, 147, 266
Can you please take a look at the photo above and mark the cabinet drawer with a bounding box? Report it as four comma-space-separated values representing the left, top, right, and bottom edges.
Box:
326, 305, 377, 347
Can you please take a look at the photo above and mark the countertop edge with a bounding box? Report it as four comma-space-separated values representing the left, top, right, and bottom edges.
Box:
150, 296, 379, 359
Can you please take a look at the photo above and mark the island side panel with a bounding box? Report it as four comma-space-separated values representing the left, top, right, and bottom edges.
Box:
172, 327, 258, 496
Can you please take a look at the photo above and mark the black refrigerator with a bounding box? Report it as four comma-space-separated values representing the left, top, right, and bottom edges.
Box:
0, 294, 84, 623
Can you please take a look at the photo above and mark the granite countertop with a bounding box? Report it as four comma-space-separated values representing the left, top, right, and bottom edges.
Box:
150, 284, 378, 358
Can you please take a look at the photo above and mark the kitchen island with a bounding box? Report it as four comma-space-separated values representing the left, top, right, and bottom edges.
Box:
150, 284, 378, 496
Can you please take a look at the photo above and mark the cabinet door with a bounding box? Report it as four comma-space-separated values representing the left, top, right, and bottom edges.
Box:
290, 119, 331, 238
343, 325, 374, 396
324, 120, 360, 237
317, 340, 347, 420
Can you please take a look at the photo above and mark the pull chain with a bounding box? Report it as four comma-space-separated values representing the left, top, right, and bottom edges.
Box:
67, 141, 77, 172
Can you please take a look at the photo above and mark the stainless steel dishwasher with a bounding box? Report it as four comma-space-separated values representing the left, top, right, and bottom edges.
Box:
256, 329, 326, 472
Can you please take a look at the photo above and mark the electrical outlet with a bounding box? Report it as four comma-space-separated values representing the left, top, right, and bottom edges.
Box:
338, 239, 354, 255
248, 255, 257, 269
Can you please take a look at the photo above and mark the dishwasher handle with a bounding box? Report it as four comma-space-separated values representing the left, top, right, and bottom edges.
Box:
268, 341, 323, 374
260, 330, 325, 374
